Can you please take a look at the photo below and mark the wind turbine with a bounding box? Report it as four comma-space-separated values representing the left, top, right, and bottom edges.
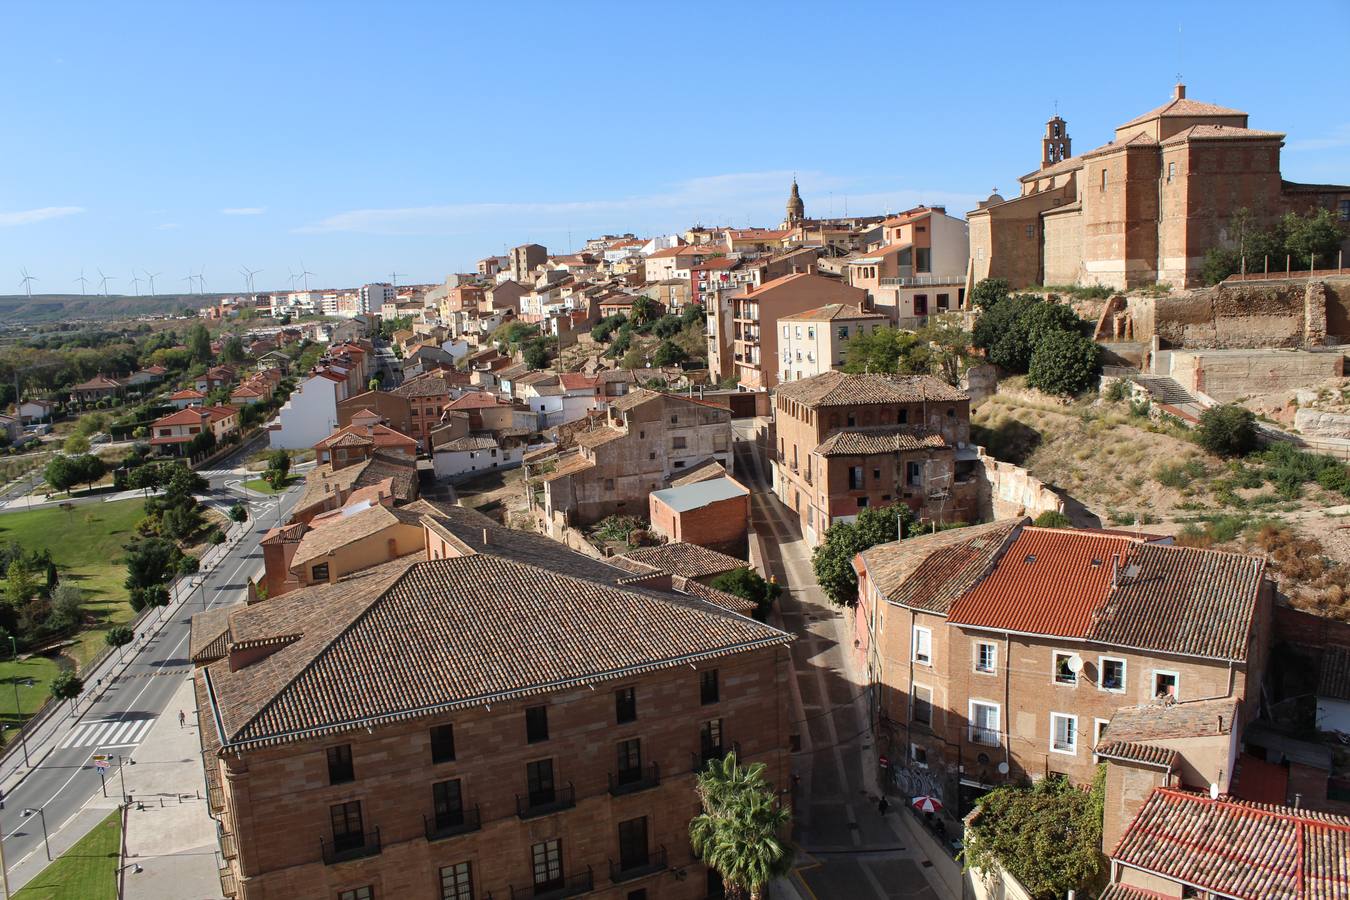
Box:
19, 268, 37, 298
145, 271, 160, 296
182, 272, 196, 294
97, 269, 115, 296
74, 269, 89, 295
240, 266, 262, 293
128, 272, 142, 296
389, 270, 405, 286
196, 266, 208, 294
297, 261, 314, 292
287, 269, 299, 291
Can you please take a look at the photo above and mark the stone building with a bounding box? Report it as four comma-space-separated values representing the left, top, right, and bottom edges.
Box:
852, 520, 1271, 815
193, 504, 792, 900
968, 84, 1350, 291
771, 372, 976, 545
536, 390, 734, 533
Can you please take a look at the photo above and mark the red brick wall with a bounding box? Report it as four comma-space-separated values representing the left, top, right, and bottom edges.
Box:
651, 494, 748, 558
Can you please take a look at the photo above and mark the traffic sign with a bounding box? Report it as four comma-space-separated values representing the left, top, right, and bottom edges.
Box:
94, 758, 110, 772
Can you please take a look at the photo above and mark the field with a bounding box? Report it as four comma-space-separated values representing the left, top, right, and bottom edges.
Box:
13, 808, 121, 900
242, 475, 297, 494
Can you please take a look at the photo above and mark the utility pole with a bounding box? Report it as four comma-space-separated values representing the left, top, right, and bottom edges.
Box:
9, 637, 29, 767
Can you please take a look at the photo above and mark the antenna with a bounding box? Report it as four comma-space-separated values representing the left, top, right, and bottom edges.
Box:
19, 268, 37, 298
97, 269, 115, 296
128, 272, 142, 296
145, 271, 160, 296
74, 269, 89, 295
389, 271, 405, 286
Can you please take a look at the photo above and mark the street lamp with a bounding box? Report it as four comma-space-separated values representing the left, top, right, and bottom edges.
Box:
8, 637, 29, 768
22, 807, 49, 862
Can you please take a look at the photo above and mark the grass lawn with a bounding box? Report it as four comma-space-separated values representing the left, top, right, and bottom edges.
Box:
0, 498, 145, 671
0, 655, 64, 744
13, 808, 121, 900
242, 475, 296, 494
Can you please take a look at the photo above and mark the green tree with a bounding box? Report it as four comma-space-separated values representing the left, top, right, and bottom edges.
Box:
1026, 330, 1100, 396
1195, 404, 1258, 458
709, 567, 782, 621
124, 537, 182, 591
916, 314, 975, 386
187, 428, 217, 457
266, 450, 291, 481
970, 278, 1012, 310
811, 505, 913, 606
44, 455, 80, 493
72, 453, 107, 491
160, 503, 204, 542
229, 503, 248, 523
5, 560, 36, 607
187, 322, 212, 365
652, 339, 688, 367
218, 335, 246, 364
630, 296, 658, 327
962, 769, 1106, 900
522, 338, 551, 370
1033, 510, 1071, 528
652, 314, 683, 338
689, 752, 793, 900
50, 669, 84, 713
105, 624, 134, 661
842, 327, 930, 375
1283, 207, 1346, 268
63, 432, 90, 455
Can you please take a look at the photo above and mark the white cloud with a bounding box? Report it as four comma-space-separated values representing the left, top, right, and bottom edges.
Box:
1287, 124, 1350, 152
157, 223, 182, 230
0, 206, 84, 227
222, 207, 266, 216
295, 171, 975, 237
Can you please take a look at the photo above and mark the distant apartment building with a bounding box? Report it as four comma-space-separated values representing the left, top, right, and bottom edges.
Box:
390, 374, 457, 450
852, 520, 1271, 815
777, 304, 888, 383
337, 390, 414, 437
194, 503, 791, 900
509, 243, 548, 282
703, 248, 823, 382
360, 283, 397, 315
477, 255, 508, 278
268, 370, 349, 450
771, 372, 975, 544
536, 390, 734, 532
732, 272, 867, 391
845, 206, 969, 328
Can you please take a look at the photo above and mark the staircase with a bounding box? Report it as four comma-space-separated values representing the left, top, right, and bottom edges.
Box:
1133, 375, 1205, 423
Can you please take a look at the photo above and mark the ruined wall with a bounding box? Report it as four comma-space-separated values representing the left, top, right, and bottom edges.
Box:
977, 454, 1064, 520
1169, 349, 1343, 402
1124, 277, 1350, 350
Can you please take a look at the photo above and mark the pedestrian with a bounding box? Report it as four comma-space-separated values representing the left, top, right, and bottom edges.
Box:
878, 796, 889, 816
178, 710, 186, 728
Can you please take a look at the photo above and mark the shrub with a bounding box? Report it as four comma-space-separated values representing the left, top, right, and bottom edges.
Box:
970, 277, 1011, 310
1103, 378, 1132, 403
1026, 330, 1100, 396
1033, 510, 1071, 528
709, 567, 783, 621
1195, 405, 1257, 458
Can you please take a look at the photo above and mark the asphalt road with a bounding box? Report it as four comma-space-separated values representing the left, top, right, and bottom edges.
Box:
0, 443, 303, 891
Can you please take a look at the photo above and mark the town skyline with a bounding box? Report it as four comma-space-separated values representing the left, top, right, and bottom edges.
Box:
3, 0, 1348, 289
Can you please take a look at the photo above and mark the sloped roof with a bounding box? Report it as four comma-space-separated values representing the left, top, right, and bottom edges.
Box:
437, 435, 499, 452
774, 371, 967, 408
650, 477, 748, 513
392, 375, 454, 399
1161, 124, 1285, 145
291, 503, 426, 569
203, 553, 790, 749
670, 457, 727, 487
618, 543, 746, 580
1317, 646, 1350, 702
1102, 697, 1236, 744
1092, 741, 1179, 770
1111, 788, 1350, 899
1118, 94, 1247, 128
780, 303, 886, 322
859, 519, 1024, 615
815, 425, 948, 456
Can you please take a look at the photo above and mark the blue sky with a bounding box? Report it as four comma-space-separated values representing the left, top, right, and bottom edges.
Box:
3, 0, 1348, 296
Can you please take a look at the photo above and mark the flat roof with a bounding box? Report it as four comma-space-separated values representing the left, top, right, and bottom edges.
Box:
650, 476, 747, 513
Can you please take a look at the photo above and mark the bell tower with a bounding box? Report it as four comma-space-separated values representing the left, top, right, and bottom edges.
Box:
785, 179, 805, 226
1042, 116, 1071, 168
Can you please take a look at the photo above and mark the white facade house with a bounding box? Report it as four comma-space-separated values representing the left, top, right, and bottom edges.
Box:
641, 234, 682, 255
359, 283, 396, 315
432, 436, 519, 480
266, 372, 346, 450
777, 304, 889, 382
17, 399, 55, 424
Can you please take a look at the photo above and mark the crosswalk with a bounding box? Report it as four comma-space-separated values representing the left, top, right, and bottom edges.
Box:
59, 717, 156, 750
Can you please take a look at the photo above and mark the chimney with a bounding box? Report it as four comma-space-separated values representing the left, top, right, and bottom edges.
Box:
1110, 554, 1121, 588
481, 527, 490, 546
1174, 83, 1186, 100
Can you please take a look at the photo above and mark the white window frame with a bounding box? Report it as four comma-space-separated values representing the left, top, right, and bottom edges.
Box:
1050, 712, 1078, 755
910, 682, 933, 727
1098, 655, 1127, 693
968, 699, 1001, 747
909, 743, 928, 769
1052, 649, 1078, 686
912, 626, 932, 666
1152, 669, 1180, 700
1093, 718, 1110, 760
973, 641, 997, 675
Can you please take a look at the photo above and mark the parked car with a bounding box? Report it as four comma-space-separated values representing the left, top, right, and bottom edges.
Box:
90, 432, 112, 445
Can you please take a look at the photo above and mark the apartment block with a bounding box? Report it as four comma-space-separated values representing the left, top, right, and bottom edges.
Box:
845, 206, 969, 328
732, 272, 866, 391
776, 304, 888, 383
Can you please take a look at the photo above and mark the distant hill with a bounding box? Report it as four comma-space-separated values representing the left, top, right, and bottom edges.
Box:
0, 292, 212, 325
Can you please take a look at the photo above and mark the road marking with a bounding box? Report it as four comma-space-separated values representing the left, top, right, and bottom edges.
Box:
58, 718, 155, 749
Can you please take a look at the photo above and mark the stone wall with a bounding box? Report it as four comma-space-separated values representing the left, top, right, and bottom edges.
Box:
1121, 277, 1350, 350
1168, 349, 1344, 402
977, 454, 1064, 520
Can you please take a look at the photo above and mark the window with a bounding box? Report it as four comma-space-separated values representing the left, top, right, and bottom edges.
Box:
1340, 199, 1350, 222
1053, 651, 1078, 686
532, 839, 564, 891
913, 295, 928, 316
327, 744, 355, 784
672, 436, 687, 450
311, 562, 330, 582
700, 719, 724, 758
807, 327, 815, 339
857, 497, 869, 508
910, 743, 928, 767
526, 759, 555, 806
439, 862, 473, 900
1099, 657, 1126, 693
618, 816, 650, 871
906, 461, 922, 486
1094, 719, 1110, 756
915, 247, 932, 273
615, 687, 636, 723
1100, 168, 1108, 191
701, 669, 719, 704
329, 800, 364, 853
974, 641, 997, 674
936, 293, 950, 311
1153, 670, 1179, 699
1051, 713, 1078, 754
781, 325, 789, 338
628, 891, 648, 900
898, 408, 908, 424
837, 325, 850, 340
911, 684, 932, 726
794, 326, 802, 339
1025, 224, 1034, 238
970, 700, 1000, 746
913, 627, 932, 665
430, 723, 455, 763
1167, 161, 1176, 183
616, 738, 642, 782
848, 466, 864, 490
340, 888, 373, 900
432, 779, 464, 829
526, 706, 549, 743
605, 478, 615, 490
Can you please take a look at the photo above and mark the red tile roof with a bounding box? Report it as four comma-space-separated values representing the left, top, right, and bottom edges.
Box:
947, 528, 1138, 637
170, 388, 205, 400
1111, 788, 1350, 899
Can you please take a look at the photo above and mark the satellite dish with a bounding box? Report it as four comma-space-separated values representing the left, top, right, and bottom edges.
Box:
1067, 654, 1084, 674
997, 761, 1010, 775
1209, 783, 1220, 800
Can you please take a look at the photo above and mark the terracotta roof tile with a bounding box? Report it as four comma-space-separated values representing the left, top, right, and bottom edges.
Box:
859, 519, 1025, 615
1103, 698, 1236, 744
815, 425, 948, 456
391, 375, 454, 399
780, 303, 886, 322
1093, 741, 1179, 770
774, 372, 967, 407
1119, 95, 1248, 128
1098, 885, 1173, 900
618, 543, 746, 580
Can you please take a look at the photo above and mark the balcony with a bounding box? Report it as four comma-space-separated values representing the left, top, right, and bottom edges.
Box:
691, 742, 741, 774
516, 783, 576, 819
220, 831, 238, 860
219, 865, 239, 899
321, 827, 381, 865
610, 845, 667, 884
509, 866, 594, 900
878, 274, 965, 288
608, 763, 661, 797
424, 805, 482, 842
968, 726, 1001, 747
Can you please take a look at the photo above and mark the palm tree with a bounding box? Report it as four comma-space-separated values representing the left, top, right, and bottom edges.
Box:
689, 752, 793, 900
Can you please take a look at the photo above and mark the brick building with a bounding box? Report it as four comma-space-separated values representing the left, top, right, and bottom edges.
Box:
852, 520, 1271, 814
337, 390, 414, 438
193, 504, 792, 900
391, 374, 457, 450
771, 372, 976, 545
732, 272, 867, 391
647, 476, 750, 558
969, 84, 1350, 291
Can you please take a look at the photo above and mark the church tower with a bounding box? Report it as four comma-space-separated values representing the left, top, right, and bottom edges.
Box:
1042, 116, 1071, 168
785, 179, 805, 225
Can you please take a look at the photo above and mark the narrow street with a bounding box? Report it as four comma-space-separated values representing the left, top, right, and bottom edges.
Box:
734, 434, 948, 900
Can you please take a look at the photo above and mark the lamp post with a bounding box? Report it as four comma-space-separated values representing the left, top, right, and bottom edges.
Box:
22, 807, 49, 862
8, 638, 29, 768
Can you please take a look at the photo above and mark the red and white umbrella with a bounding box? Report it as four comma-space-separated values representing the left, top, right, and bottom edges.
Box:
911, 795, 943, 814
